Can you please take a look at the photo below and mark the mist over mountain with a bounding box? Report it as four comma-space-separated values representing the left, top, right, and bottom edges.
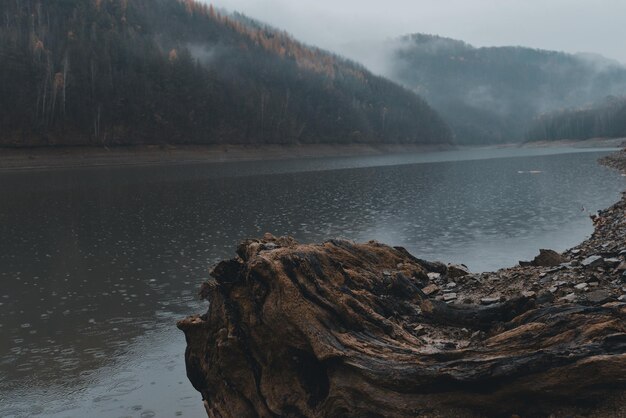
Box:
0, 0, 451, 148
340, 34, 626, 144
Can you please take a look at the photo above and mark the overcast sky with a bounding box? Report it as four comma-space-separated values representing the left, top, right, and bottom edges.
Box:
209, 0, 626, 64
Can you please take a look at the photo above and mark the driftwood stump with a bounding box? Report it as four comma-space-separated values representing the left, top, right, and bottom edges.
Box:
178, 236, 626, 417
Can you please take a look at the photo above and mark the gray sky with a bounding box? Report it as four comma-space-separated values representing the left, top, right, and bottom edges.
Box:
210, 0, 626, 63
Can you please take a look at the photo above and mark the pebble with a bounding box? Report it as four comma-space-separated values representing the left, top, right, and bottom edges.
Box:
581, 255, 604, 268
603, 258, 621, 267
586, 290, 612, 304
480, 297, 500, 305
443, 293, 457, 302
559, 293, 577, 303
421, 284, 439, 296
574, 283, 588, 290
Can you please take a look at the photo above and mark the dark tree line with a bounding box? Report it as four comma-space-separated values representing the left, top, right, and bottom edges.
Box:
0, 0, 451, 147
526, 96, 626, 141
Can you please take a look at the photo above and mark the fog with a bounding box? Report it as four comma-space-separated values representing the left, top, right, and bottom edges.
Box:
210, 0, 626, 64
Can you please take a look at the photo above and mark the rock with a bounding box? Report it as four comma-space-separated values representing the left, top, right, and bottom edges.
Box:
581, 255, 604, 268
546, 266, 566, 274
574, 283, 588, 291
443, 293, 457, 302
521, 291, 536, 298
618, 295, 626, 302
616, 262, 626, 271
530, 249, 567, 267
559, 293, 577, 303
413, 324, 427, 336
447, 264, 470, 279
421, 284, 440, 296
571, 249, 581, 255
427, 272, 441, 280
603, 257, 622, 267
586, 290, 613, 304
480, 297, 500, 305
446, 282, 457, 289
536, 291, 555, 304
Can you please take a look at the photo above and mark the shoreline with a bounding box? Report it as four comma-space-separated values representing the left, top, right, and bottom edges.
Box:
0, 137, 624, 171
0, 143, 453, 171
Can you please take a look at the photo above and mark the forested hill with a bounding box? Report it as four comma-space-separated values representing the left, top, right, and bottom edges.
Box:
526, 96, 626, 142
344, 34, 626, 144
0, 0, 451, 148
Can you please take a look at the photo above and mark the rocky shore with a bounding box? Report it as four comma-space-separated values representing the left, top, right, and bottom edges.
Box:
178, 149, 626, 418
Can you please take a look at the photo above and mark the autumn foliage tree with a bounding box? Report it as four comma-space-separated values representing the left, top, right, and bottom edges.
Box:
0, 0, 451, 147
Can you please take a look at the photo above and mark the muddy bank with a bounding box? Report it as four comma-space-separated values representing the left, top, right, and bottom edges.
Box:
178, 150, 626, 417
0, 143, 452, 171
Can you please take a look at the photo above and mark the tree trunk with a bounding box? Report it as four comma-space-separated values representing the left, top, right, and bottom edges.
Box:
178, 236, 626, 418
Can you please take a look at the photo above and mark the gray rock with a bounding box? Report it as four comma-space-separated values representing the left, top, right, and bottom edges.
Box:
581, 255, 603, 268
559, 293, 577, 303
574, 283, 588, 291
480, 297, 500, 305
618, 295, 626, 302
522, 291, 536, 298
603, 258, 622, 267
443, 293, 457, 302
586, 290, 612, 304
546, 266, 566, 274
536, 291, 555, 304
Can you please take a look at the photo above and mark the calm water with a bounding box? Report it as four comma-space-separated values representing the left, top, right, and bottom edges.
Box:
0, 147, 624, 417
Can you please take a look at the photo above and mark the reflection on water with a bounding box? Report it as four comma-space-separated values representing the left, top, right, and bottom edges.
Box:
0, 147, 623, 417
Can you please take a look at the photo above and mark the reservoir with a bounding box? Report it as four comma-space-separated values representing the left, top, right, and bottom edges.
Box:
0, 147, 623, 417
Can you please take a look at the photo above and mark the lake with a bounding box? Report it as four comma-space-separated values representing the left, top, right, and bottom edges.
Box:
0, 147, 624, 417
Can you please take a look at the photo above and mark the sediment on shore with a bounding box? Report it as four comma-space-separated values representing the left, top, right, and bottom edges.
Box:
178, 149, 626, 418
0, 143, 452, 171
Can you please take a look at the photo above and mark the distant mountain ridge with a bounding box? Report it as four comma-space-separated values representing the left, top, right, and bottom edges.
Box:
342, 33, 626, 144
0, 0, 451, 147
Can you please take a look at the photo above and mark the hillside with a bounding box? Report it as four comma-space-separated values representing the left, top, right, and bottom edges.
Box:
343, 34, 626, 144
527, 95, 626, 141
0, 0, 451, 148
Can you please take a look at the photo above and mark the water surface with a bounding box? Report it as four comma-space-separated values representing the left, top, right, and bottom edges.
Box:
0, 147, 623, 417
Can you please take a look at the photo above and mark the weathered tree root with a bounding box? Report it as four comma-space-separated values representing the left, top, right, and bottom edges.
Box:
178, 236, 626, 417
